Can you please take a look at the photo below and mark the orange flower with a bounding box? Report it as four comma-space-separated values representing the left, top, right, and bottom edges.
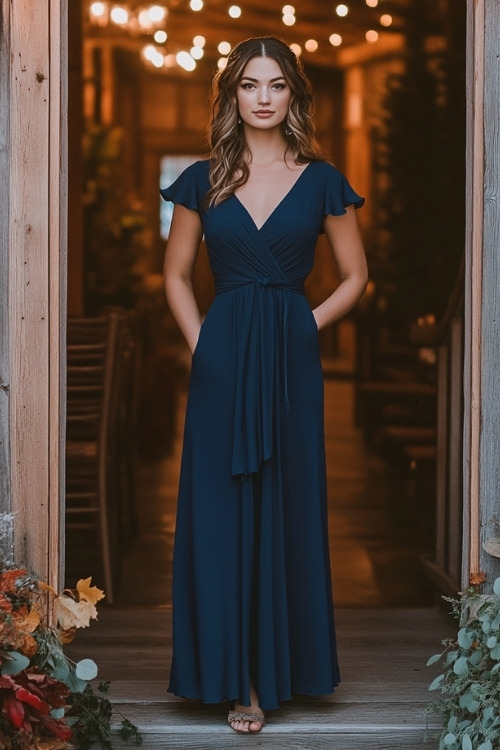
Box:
469, 571, 487, 586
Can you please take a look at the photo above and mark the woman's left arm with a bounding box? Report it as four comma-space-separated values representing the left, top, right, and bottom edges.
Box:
312, 205, 368, 330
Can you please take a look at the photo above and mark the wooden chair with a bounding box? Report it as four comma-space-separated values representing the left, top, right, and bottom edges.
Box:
66, 313, 122, 603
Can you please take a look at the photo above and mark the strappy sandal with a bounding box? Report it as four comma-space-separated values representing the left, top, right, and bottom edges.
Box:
227, 710, 265, 733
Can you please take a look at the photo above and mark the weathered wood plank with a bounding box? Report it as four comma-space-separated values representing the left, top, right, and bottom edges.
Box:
4, 0, 65, 587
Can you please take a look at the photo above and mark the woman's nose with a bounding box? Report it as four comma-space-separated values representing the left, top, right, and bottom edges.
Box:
258, 88, 270, 104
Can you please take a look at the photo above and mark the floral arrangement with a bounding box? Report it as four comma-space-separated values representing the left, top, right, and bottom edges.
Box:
0, 515, 141, 749
427, 572, 500, 750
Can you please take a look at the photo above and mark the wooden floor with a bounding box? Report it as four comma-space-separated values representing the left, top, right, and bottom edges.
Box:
67, 375, 453, 748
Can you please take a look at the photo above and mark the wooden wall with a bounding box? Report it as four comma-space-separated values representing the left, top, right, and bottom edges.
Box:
0, 0, 66, 588
464, 0, 500, 586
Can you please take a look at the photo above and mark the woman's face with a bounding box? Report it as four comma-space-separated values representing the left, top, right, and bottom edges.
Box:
236, 55, 292, 132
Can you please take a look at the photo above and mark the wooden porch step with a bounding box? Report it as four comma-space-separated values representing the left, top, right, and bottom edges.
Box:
107, 701, 439, 748
67, 607, 450, 750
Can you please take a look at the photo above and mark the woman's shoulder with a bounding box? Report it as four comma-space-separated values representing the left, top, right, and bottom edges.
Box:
307, 159, 343, 178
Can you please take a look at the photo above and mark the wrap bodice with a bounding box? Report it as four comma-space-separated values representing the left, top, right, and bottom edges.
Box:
161, 159, 363, 478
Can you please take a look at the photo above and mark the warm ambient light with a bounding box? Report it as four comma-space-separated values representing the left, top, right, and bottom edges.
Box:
90, 1, 106, 17
190, 46, 204, 59
335, 4, 348, 17
229, 5, 242, 18
282, 13, 296, 26
110, 5, 129, 24
154, 30, 167, 43
217, 57, 228, 69
305, 39, 318, 52
365, 0, 378, 6
148, 4, 166, 22
282, 4, 295, 13
329, 33, 342, 46
176, 51, 196, 71
380, 14, 393, 27
365, 29, 379, 42
193, 35, 206, 47
218, 41, 232, 55
190, 0, 203, 10
289, 43, 301, 57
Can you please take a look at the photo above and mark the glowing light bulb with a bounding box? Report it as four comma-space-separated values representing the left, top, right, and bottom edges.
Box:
148, 5, 166, 23
110, 6, 129, 24
282, 4, 295, 13
177, 51, 196, 71
217, 57, 228, 69
365, 29, 379, 43
218, 41, 231, 55
229, 5, 241, 18
365, 0, 378, 6
90, 2, 106, 18
329, 33, 342, 46
193, 35, 206, 47
190, 46, 204, 59
190, 0, 203, 10
305, 39, 318, 52
143, 44, 158, 61
154, 30, 167, 43
289, 43, 301, 57
336, 4, 348, 17
282, 13, 296, 26
380, 14, 393, 27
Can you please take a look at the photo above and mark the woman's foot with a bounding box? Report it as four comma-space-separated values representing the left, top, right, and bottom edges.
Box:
228, 686, 265, 733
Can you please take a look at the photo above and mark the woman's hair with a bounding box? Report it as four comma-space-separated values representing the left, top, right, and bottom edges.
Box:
206, 36, 325, 207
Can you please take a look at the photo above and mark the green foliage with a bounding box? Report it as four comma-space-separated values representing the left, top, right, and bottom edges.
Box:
427, 578, 500, 749
67, 681, 142, 749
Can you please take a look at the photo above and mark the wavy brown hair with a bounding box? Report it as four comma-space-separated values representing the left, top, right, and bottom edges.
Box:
206, 36, 325, 207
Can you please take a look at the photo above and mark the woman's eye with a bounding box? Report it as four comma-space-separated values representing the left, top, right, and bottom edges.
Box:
241, 83, 254, 90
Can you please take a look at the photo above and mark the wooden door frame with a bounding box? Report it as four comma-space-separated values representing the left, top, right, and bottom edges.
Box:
1, 0, 497, 590
0, 0, 66, 588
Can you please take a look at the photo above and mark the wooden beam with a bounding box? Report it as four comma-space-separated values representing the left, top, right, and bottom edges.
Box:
5, 0, 66, 588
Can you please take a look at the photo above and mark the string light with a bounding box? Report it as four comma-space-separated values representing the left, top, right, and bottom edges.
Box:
282, 5, 295, 14
305, 39, 318, 52
282, 13, 296, 26
176, 50, 196, 71
335, 4, 348, 17
329, 33, 342, 47
380, 14, 393, 27
190, 46, 204, 59
110, 6, 129, 24
218, 40, 232, 55
217, 57, 228, 69
365, 29, 379, 43
289, 43, 301, 57
193, 35, 206, 48
365, 0, 378, 6
228, 5, 242, 18
189, 0, 203, 10
154, 29, 167, 43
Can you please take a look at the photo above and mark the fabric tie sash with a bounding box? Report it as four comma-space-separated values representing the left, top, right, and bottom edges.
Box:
216, 276, 304, 479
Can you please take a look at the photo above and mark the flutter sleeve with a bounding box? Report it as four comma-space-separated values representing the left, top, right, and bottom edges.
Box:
159, 160, 209, 212
323, 164, 365, 217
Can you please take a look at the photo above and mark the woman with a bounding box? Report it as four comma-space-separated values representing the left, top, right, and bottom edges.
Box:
162, 36, 367, 734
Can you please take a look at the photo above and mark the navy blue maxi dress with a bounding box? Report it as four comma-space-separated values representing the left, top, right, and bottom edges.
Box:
160, 159, 364, 711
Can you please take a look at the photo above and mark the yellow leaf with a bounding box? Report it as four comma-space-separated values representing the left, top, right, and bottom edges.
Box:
17, 609, 41, 634
54, 594, 98, 630
76, 577, 105, 605
37, 580, 57, 596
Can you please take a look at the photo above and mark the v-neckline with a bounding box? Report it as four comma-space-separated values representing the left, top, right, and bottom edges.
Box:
234, 162, 313, 232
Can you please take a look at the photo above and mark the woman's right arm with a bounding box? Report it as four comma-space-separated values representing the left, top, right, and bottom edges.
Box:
163, 204, 204, 354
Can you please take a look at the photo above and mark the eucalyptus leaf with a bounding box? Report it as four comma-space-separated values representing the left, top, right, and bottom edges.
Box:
478, 741, 493, 750
469, 649, 483, 666
50, 707, 65, 720
453, 656, 469, 676
462, 735, 473, 750
493, 577, 500, 596
429, 673, 445, 691
1, 651, 30, 676
447, 716, 458, 732
444, 733, 457, 747
490, 643, 500, 660
482, 705, 494, 725
484, 539, 500, 557
446, 650, 459, 665
75, 658, 98, 681
427, 653, 443, 666
487, 635, 498, 649
458, 628, 475, 649
65, 670, 87, 693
